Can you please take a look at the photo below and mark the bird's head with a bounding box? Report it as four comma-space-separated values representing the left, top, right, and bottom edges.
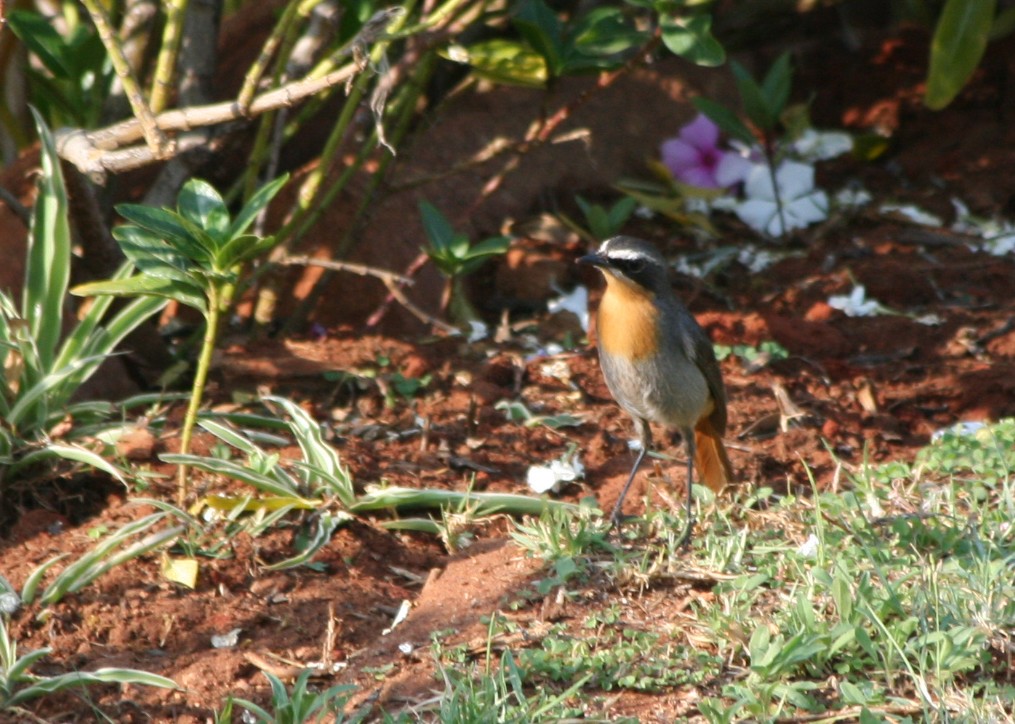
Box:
577, 236, 670, 295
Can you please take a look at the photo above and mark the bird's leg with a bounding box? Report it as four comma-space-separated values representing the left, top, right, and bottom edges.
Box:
608, 418, 652, 528
676, 427, 696, 548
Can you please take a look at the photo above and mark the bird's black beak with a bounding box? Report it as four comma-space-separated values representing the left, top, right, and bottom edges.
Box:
577, 251, 608, 269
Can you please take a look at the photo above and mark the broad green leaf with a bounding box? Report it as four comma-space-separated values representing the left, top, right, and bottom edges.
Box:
229, 173, 289, 238
513, 0, 565, 78
116, 204, 218, 259
761, 52, 793, 117
8, 11, 73, 78
177, 179, 229, 239
26, 110, 71, 373
72, 274, 207, 314
731, 61, 777, 131
113, 226, 197, 282
444, 40, 547, 88
660, 13, 726, 67
571, 7, 645, 58
462, 235, 510, 260
419, 201, 458, 254
925, 0, 996, 109
117, 203, 197, 245
215, 233, 279, 270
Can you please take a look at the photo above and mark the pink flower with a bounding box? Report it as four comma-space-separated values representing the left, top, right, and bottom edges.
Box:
661, 114, 752, 189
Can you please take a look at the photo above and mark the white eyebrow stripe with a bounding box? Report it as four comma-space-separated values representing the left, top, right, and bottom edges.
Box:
604, 247, 652, 263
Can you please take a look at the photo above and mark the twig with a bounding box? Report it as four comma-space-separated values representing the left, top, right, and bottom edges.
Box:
80, 0, 170, 156
280, 255, 414, 285
280, 254, 458, 333
0, 185, 30, 226
149, 0, 189, 114
53, 7, 405, 183
55, 65, 357, 182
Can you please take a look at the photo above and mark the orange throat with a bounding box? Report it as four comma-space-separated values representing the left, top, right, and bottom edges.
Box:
596, 275, 659, 361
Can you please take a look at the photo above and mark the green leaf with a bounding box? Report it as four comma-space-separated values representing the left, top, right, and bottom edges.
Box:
761, 52, 793, 118
72, 274, 208, 315
692, 97, 756, 146
20, 554, 70, 605
113, 226, 196, 282
18, 443, 126, 483
419, 201, 458, 255
444, 40, 548, 88
229, 173, 289, 238
116, 203, 217, 260
660, 13, 726, 67
925, 0, 996, 109
731, 60, 777, 131
570, 7, 646, 60
160, 453, 312, 500
513, 0, 565, 78
215, 233, 280, 270
8, 11, 74, 78
26, 110, 72, 373
177, 179, 229, 240
462, 235, 510, 260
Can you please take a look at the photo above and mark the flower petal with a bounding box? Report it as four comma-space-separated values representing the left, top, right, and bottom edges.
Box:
735, 198, 778, 235
783, 191, 829, 229
680, 113, 720, 149
715, 152, 754, 187
661, 138, 699, 173
743, 164, 777, 201
774, 161, 816, 199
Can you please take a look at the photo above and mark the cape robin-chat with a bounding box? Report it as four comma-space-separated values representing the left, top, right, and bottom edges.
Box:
579, 236, 733, 544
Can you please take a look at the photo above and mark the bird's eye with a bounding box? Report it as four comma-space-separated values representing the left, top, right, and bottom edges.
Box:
620, 258, 645, 275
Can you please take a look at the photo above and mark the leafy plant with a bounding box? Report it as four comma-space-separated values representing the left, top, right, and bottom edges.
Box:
0, 617, 176, 714
450, 0, 723, 88
163, 397, 578, 571
924, 0, 1013, 109
224, 668, 358, 724
72, 174, 289, 503
24, 507, 187, 611
0, 111, 165, 490
418, 200, 510, 327
571, 194, 638, 242
7, 9, 114, 129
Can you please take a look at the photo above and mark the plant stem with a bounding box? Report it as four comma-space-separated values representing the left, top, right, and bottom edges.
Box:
176, 286, 223, 505
150, 0, 190, 115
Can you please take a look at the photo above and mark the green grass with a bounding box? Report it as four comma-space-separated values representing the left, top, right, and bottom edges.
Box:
418, 419, 1015, 721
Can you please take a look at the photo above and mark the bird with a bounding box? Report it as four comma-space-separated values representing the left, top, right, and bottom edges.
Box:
578, 236, 733, 545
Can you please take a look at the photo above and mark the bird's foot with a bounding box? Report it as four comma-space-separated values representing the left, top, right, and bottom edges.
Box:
676, 517, 695, 550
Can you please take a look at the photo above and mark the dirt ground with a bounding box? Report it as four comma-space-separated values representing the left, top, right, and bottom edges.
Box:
3, 19, 1015, 724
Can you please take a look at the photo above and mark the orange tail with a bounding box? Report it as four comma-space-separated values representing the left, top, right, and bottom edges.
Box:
694, 418, 734, 493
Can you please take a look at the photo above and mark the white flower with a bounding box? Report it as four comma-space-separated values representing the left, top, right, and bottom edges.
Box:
526, 453, 584, 494
835, 185, 872, 209
827, 285, 882, 317
792, 129, 853, 161
982, 234, 1015, 256
736, 161, 829, 237
547, 285, 589, 332
737, 245, 781, 273
796, 533, 819, 559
